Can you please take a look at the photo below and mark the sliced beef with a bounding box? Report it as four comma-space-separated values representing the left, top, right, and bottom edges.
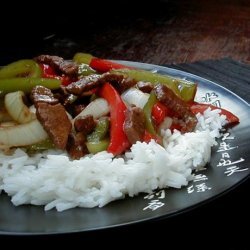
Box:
35, 102, 72, 150
66, 74, 101, 95
34, 55, 78, 76
66, 73, 137, 95
74, 115, 96, 134
137, 81, 154, 93
30, 85, 59, 105
154, 84, 197, 132
66, 132, 88, 159
58, 60, 78, 76
97, 73, 136, 93
72, 104, 85, 116
31, 85, 72, 149
34, 55, 62, 67
124, 106, 145, 144
119, 77, 137, 93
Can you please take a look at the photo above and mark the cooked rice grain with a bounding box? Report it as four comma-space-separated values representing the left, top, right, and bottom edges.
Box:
0, 108, 227, 211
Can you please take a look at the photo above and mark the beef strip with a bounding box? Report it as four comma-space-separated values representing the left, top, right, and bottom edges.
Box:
66, 132, 88, 159
66, 73, 137, 95
34, 55, 78, 76
137, 81, 154, 93
30, 85, 59, 105
31, 85, 72, 150
58, 60, 78, 76
72, 104, 85, 116
65, 74, 101, 95
154, 84, 197, 132
35, 102, 72, 149
124, 106, 145, 144
98, 73, 136, 93
74, 115, 96, 134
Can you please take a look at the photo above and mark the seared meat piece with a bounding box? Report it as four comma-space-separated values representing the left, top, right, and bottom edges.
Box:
58, 60, 78, 76
65, 74, 101, 95
66, 132, 88, 159
31, 85, 72, 149
31, 86, 59, 105
124, 106, 145, 144
137, 81, 154, 93
154, 84, 197, 132
66, 73, 137, 95
34, 55, 78, 76
34, 55, 62, 67
97, 73, 136, 93
74, 115, 96, 134
35, 102, 72, 149
72, 104, 85, 116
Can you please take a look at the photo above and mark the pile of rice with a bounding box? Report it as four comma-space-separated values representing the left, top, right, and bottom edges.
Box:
0, 108, 226, 211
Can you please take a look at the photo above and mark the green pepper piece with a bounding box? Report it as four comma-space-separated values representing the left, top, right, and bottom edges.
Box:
112, 69, 197, 103
25, 138, 55, 154
78, 63, 97, 77
73, 53, 93, 65
143, 91, 157, 136
87, 117, 110, 142
86, 117, 110, 154
0, 59, 42, 79
0, 78, 61, 95
86, 139, 110, 154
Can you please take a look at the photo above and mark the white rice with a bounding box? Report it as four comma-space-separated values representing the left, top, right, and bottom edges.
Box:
0, 108, 227, 211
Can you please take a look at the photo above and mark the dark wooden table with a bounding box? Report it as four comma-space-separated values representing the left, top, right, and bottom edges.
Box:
0, 0, 249, 247
1, 0, 250, 65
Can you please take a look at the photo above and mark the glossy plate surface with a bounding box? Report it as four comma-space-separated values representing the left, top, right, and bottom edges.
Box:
0, 61, 249, 235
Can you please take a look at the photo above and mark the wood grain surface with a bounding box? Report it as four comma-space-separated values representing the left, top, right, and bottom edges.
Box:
0, 0, 249, 65
78, 0, 250, 65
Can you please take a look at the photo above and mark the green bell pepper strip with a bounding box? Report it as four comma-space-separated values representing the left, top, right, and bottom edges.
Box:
78, 63, 97, 77
25, 138, 55, 153
0, 78, 61, 95
111, 69, 197, 103
86, 117, 110, 154
87, 117, 110, 142
0, 59, 42, 79
143, 91, 158, 136
86, 139, 110, 154
73, 53, 93, 65
73, 52, 132, 73
98, 82, 130, 155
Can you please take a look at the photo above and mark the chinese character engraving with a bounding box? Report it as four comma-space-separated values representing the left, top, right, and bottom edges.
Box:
211, 100, 221, 107
187, 185, 194, 194
201, 92, 218, 103
222, 152, 230, 158
155, 190, 166, 199
144, 193, 155, 200
224, 166, 249, 176
221, 132, 235, 141
193, 174, 208, 182
143, 200, 165, 211
217, 158, 245, 167
143, 190, 166, 211
144, 190, 166, 200
217, 142, 237, 152
196, 183, 212, 192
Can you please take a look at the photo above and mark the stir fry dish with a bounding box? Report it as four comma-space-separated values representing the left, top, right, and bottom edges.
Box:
0, 53, 241, 211
0, 53, 238, 158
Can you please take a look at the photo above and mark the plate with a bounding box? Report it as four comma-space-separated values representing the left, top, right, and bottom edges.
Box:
0, 61, 249, 235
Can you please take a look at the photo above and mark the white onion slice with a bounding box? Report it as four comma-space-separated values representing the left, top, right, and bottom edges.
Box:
0, 119, 48, 147
121, 88, 149, 109
73, 98, 109, 121
5, 91, 36, 123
